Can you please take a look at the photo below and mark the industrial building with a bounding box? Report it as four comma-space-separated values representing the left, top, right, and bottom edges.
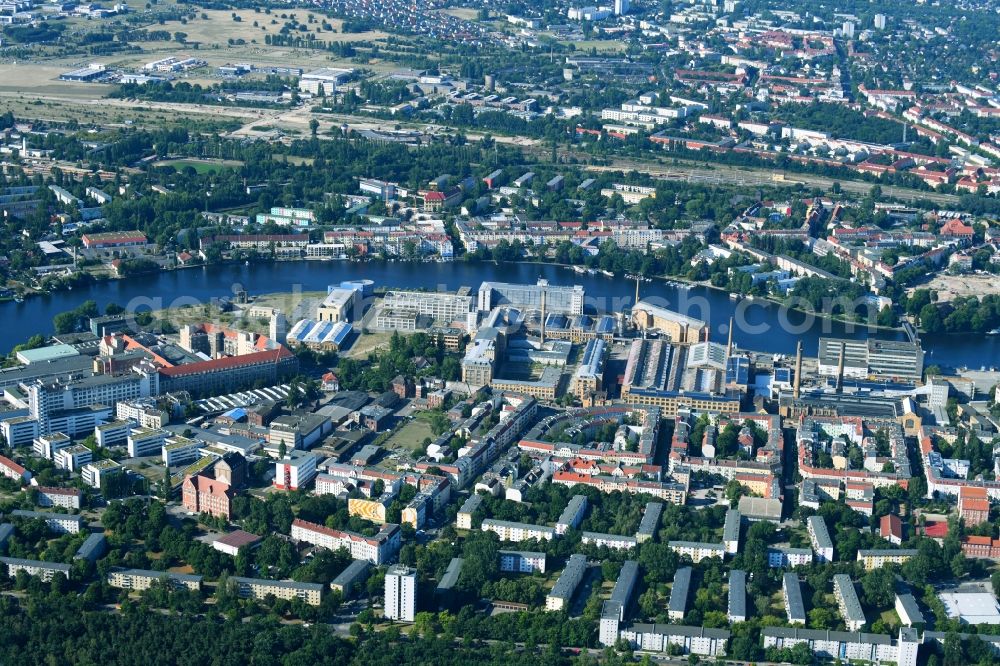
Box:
478, 280, 585, 315
630, 300, 707, 343
620, 339, 741, 416
817, 338, 924, 381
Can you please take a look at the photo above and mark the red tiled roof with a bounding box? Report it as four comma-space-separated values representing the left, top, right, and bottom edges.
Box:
880, 514, 902, 537
0, 455, 26, 475
185, 473, 233, 498
158, 347, 292, 377
923, 521, 948, 538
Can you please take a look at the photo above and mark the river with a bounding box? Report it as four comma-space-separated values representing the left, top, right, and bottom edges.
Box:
6, 261, 999, 370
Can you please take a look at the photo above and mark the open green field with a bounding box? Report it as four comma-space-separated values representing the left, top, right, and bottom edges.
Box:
151, 10, 390, 47
384, 418, 435, 451
153, 158, 244, 173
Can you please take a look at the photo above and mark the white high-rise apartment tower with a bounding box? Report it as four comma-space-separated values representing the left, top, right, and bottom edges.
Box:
384, 564, 416, 621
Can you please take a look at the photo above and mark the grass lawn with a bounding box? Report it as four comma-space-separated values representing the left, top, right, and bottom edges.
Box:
879, 609, 900, 629
345, 331, 393, 359
384, 419, 435, 451
153, 158, 244, 173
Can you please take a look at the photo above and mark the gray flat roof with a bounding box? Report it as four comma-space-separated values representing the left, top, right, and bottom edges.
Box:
458, 493, 483, 513
895, 593, 926, 625
668, 566, 692, 614
557, 495, 587, 527
74, 532, 106, 561
729, 569, 746, 618
857, 548, 918, 557
783, 573, 806, 621
762, 626, 891, 645
549, 553, 587, 600
602, 599, 623, 620
610, 560, 640, 607
723, 509, 741, 542
499, 550, 546, 559
0, 556, 71, 572
436, 557, 464, 592
331, 559, 370, 589
0, 354, 92, 389
637, 501, 663, 536
481, 518, 555, 534
0, 523, 13, 546
738, 496, 782, 519
669, 540, 725, 550
10, 510, 83, 523
626, 623, 731, 640
807, 515, 834, 549
834, 574, 866, 623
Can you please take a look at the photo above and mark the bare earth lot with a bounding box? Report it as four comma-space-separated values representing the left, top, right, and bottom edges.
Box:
924, 274, 1000, 301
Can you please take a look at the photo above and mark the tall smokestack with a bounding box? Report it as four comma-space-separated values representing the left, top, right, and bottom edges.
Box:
540, 289, 546, 345
836, 342, 845, 392
635, 275, 640, 307
793, 341, 802, 399
726, 316, 734, 359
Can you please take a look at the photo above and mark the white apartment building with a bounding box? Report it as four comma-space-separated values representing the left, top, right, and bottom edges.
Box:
11, 509, 83, 534
227, 576, 323, 605
81, 459, 124, 489
274, 451, 318, 490
768, 547, 814, 568
668, 540, 726, 563
35, 486, 82, 509
115, 400, 168, 429
481, 519, 556, 542
127, 427, 169, 458
162, 436, 201, 467
556, 495, 588, 535
107, 567, 203, 592
582, 531, 638, 550
0, 556, 71, 582
807, 516, 835, 563
499, 550, 547, 573
95, 419, 131, 448
54, 444, 92, 472
290, 518, 400, 565
32, 432, 71, 460
384, 564, 417, 621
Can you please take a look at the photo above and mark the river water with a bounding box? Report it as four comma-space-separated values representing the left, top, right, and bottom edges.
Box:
6, 261, 998, 369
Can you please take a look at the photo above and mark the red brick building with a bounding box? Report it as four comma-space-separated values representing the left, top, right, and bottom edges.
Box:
879, 514, 903, 545
391, 374, 414, 400
958, 486, 990, 525
961, 535, 1000, 559
182, 474, 235, 519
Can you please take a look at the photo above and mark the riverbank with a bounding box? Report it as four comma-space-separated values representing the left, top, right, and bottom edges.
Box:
515, 258, 908, 335
4, 258, 995, 368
